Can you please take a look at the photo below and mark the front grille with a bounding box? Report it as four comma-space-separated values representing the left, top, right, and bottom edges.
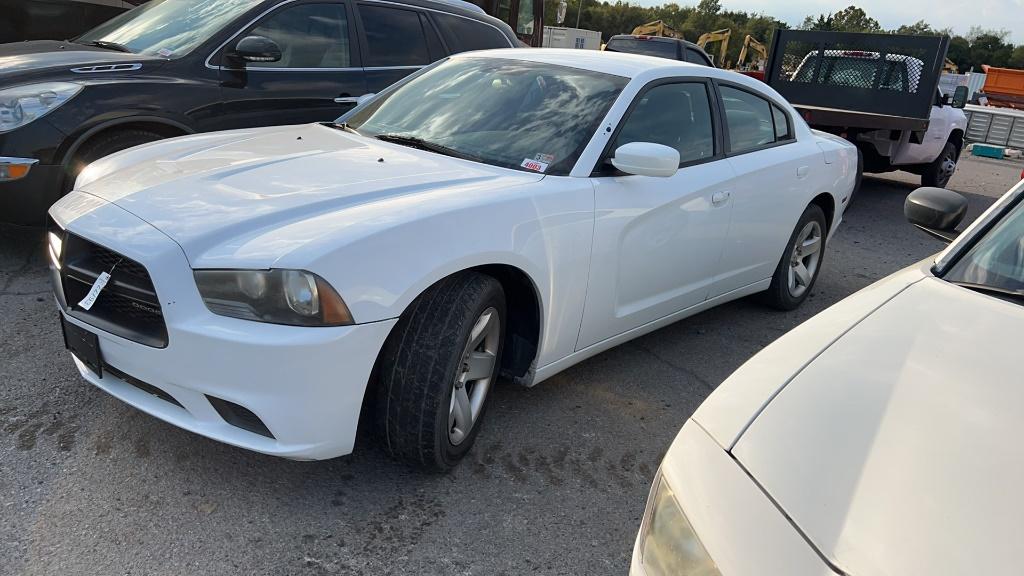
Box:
55, 232, 168, 348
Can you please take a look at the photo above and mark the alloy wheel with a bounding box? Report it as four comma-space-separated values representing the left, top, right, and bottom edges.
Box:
787, 221, 822, 299
448, 307, 500, 445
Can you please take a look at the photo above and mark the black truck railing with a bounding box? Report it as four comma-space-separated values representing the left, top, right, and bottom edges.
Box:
765, 29, 949, 126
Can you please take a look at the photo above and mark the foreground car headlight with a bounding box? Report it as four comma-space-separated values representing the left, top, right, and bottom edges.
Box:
638, 473, 721, 576
194, 269, 354, 326
0, 82, 83, 133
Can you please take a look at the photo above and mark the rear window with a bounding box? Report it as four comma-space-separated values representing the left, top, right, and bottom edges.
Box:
605, 38, 678, 59
432, 13, 511, 53
684, 48, 711, 66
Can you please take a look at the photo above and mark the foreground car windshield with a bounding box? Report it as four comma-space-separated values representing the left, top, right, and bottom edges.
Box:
344, 58, 629, 175
945, 194, 1024, 296
76, 0, 259, 58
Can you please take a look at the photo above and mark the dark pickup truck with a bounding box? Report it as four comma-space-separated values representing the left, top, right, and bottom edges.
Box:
765, 30, 969, 191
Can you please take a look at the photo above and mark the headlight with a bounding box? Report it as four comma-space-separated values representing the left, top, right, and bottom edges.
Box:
194, 269, 354, 327
638, 473, 721, 576
0, 82, 83, 133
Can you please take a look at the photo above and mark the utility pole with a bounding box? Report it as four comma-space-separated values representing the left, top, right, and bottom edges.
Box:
575, 0, 583, 28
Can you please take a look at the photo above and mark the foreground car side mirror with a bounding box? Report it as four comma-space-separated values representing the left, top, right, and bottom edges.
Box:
231, 36, 282, 64
905, 187, 968, 242
951, 85, 969, 109
611, 142, 680, 177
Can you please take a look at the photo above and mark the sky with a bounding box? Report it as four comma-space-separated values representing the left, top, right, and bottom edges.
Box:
630, 0, 1024, 44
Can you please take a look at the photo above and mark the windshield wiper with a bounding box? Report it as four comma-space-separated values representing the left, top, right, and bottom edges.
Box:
78, 40, 133, 53
950, 281, 1024, 305
375, 133, 481, 162
329, 122, 360, 135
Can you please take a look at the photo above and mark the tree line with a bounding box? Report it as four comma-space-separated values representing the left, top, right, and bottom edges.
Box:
543, 0, 1024, 72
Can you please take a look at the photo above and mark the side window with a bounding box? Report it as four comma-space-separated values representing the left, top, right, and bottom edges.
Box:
684, 48, 711, 66
432, 13, 511, 53
246, 3, 351, 69
614, 82, 715, 166
359, 5, 430, 66
771, 104, 791, 140
720, 85, 776, 153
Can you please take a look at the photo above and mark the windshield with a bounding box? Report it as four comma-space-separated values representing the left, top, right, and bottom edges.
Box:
76, 0, 259, 58
944, 193, 1024, 297
344, 57, 628, 175
605, 38, 678, 59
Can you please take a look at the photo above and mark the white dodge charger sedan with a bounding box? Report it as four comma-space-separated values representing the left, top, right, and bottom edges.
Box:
48, 49, 855, 469
632, 180, 1024, 575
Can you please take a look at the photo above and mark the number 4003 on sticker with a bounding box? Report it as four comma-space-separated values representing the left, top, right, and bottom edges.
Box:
520, 159, 548, 172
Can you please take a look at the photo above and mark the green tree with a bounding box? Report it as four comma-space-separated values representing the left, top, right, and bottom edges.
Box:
1010, 45, 1024, 69
802, 5, 881, 33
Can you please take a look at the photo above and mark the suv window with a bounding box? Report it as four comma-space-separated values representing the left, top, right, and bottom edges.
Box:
720, 85, 781, 153
360, 4, 431, 66
614, 82, 715, 165
247, 3, 352, 68
432, 13, 510, 53
684, 48, 711, 66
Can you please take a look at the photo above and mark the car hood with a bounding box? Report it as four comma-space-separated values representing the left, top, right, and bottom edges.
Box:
75, 123, 544, 267
732, 276, 1024, 576
0, 40, 166, 82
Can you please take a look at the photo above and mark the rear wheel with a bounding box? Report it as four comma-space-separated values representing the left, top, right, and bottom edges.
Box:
761, 204, 827, 310
375, 272, 505, 471
921, 141, 958, 188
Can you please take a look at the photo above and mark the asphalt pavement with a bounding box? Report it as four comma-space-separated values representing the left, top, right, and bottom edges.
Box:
1, 156, 1021, 576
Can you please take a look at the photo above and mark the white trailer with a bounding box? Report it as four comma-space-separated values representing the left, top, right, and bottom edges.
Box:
542, 27, 602, 50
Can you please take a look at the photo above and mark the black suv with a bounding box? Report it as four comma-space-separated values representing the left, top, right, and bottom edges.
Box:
604, 35, 713, 67
0, 0, 517, 225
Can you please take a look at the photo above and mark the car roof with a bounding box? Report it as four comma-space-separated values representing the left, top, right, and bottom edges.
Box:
454, 48, 721, 79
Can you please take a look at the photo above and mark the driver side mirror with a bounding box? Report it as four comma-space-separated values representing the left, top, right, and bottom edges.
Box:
610, 142, 680, 178
905, 187, 968, 243
230, 35, 282, 64
951, 85, 969, 109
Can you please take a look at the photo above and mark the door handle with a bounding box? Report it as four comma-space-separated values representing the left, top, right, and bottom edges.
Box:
711, 191, 731, 206
334, 95, 369, 104
797, 166, 810, 179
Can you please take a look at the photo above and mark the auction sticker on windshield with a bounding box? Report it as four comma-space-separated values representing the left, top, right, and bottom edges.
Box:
524, 155, 548, 171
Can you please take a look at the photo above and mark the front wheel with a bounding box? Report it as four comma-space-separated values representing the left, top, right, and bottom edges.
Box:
375, 272, 505, 471
921, 142, 958, 188
761, 204, 827, 310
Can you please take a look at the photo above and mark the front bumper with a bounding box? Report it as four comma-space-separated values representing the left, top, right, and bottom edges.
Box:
50, 192, 397, 460
0, 162, 65, 226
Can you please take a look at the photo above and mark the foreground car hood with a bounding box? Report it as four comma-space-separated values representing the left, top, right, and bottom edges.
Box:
76, 124, 543, 266
733, 277, 1024, 576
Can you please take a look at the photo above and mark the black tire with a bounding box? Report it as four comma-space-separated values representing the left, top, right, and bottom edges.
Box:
67, 129, 164, 189
921, 141, 958, 188
376, 272, 506, 471
760, 204, 827, 311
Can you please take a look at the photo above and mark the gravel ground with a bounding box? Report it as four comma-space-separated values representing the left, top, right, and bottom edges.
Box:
1, 156, 1021, 576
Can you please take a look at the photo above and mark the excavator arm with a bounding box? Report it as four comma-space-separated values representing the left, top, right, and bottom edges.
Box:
737, 35, 767, 70
697, 28, 731, 68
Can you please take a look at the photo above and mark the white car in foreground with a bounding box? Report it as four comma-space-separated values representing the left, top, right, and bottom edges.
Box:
48, 49, 854, 469
632, 181, 1024, 575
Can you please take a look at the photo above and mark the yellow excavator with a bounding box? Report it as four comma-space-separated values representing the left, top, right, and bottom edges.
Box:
630, 20, 684, 39
697, 28, 731, 68
736, 34, 767, 70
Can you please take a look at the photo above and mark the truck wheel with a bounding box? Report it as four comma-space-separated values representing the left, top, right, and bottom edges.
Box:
376, 272, 505, 471
760, 204, 827, 311
921, 142, 958, 188
67, 129, 165, 189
